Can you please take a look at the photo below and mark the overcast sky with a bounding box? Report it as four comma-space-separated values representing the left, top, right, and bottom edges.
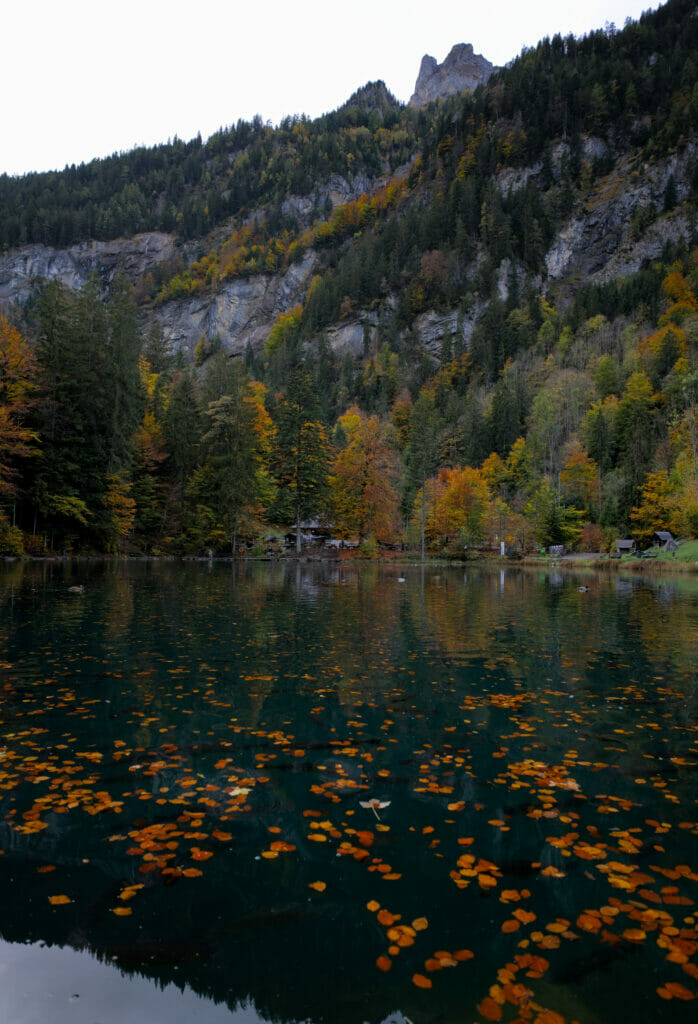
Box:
3, 0, 659, 177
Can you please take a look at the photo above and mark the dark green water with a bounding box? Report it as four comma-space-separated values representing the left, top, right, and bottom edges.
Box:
0, 560, 697, 1024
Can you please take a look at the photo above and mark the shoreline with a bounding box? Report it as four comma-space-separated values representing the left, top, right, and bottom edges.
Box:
4, 549, 698, 577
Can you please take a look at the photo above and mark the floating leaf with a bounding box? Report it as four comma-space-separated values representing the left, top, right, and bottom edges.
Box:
477, 996, 502, 1020
453, 949, 474, 961
48, 895, 71, 905
412, 973, 432, 989
308, 881, 326, 892
377, 909, 400, 927
657, 982, 695, 1000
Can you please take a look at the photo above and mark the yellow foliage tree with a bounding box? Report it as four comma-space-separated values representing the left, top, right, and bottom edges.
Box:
629, 470, 681, 543
104, 473, 136, 552
414, 466, 492, 548
559, 440, 600, 511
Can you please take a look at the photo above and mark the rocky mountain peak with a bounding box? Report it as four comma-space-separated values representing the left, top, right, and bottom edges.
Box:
409, 43, 497, 107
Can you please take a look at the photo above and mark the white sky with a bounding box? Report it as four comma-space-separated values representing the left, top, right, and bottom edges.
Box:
3, 0, 659, 177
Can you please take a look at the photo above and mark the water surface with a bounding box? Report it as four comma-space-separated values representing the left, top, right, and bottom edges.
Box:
0, 560, 697, 1023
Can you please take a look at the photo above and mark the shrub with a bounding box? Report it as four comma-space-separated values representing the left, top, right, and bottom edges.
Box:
0, 519, 24, 556
359, 534, 379, 559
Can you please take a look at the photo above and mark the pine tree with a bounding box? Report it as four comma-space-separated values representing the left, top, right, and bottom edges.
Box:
273, 366, 331, 552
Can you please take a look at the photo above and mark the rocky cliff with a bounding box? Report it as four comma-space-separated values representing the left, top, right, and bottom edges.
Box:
0, 172, 384, 358
0, 233, 177, 307
154, 252, 318, 359
409, 43, 496, 107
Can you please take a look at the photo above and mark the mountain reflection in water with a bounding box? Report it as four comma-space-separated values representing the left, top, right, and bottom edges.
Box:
0, 939, 261, 1024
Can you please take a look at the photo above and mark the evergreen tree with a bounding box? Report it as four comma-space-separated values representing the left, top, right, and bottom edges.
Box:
404, 392, 442, 559
272, 366, 331, 552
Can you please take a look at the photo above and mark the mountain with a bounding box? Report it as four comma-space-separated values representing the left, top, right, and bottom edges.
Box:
409, 44, 497, 106
1, 0, 697, 557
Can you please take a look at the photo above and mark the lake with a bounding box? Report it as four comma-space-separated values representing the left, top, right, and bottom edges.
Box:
0, 559, 697, 1024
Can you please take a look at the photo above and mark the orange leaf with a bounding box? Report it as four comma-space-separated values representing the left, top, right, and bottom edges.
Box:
513, 909, 536, 925
412, 973, 432, 989
377, 909, 400, 927
367, 900, 380, 912
478, 873, 498, 889
376, 955, 392, 972
658, 982, 695, 1000
212, 830, 232, 841
182, 868, 203, 877
500, 889, 521, 903
477, 996, 502, 1021
113, 906, 132, 916
48, 895, 71, 905
308, 881, 326, 892
453, 949, 474, 961
412, 917, 428, 931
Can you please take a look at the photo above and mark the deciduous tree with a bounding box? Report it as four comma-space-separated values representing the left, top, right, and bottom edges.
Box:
330, 407, 399, 543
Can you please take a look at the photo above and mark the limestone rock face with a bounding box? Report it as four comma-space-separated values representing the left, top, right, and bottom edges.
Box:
153, 251, 319, 358
545, 141, 696, 284
409, 44, 496, 107
0, 233, 176, 306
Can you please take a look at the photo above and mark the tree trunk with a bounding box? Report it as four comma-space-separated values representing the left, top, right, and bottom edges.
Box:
420, 479, 426, 562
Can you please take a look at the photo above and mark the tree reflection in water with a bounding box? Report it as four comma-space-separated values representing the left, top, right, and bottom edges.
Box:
0, 561, 697, 1023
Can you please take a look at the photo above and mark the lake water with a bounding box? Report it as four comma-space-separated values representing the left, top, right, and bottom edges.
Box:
0, 560, 697, 1024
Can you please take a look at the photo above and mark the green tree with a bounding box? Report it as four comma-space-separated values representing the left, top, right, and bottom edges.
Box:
404, 392, 442, 559
273, 366, 331, 552
192, 368, 274, 553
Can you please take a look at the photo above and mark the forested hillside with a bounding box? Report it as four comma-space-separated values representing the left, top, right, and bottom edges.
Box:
1, 0, 697, 557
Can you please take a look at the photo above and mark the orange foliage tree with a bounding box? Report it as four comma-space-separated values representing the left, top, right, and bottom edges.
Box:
415, 466, 492, 548
0, 315, 39, 502
330, 408, 400, 543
